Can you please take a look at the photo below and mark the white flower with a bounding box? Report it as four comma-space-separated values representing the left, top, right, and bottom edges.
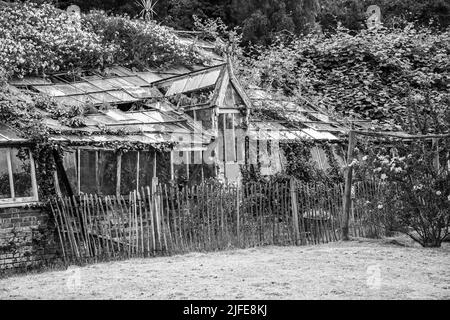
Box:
436, 191, 442, 196
381, 173, 387, 180
362, 155, 368, 161
377, 204, 383, 209
448, 195, 450, 201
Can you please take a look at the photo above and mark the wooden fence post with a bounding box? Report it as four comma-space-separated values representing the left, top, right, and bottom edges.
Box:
290, 178, 300, 245
152, 177, 162, 252
236, 185, 240, 247
343, 130, 356, 241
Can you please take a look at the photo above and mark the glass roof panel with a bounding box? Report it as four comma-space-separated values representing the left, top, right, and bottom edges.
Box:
33, 85, 66, 97
88, 92, 122, 104
53, 96, 85, 106
121, 76, 150, 87
87, 79, 117, 91
71, 82, 102, 93
136, 72, 163, 84
199, 69, 221, 88
182, 73, 205, 92
165, 78, 189, 96
107, 90, 139, 102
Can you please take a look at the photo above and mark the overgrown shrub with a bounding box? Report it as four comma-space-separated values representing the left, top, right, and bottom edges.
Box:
82, 10, 206, 69
357, 141, 450, 247
0, 2, 206, 78
353, 93, 450, 247
238, 24, 450, 128
0, 2, 117, 77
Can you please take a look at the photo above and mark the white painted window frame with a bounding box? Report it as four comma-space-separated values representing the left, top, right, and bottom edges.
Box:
0, 147, 39, 208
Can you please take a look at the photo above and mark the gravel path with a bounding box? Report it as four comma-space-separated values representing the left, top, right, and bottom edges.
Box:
1, 237, 449, 300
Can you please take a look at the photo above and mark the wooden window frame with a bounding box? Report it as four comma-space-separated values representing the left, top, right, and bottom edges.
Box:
0, 147, 39, 208
218, 110, 241, 165
76, 147, 160, 197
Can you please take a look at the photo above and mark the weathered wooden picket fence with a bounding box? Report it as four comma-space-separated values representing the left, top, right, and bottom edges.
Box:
49, 179, 378, 263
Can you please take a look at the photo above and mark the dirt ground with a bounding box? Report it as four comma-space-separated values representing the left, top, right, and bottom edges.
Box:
1, 236, 449, 300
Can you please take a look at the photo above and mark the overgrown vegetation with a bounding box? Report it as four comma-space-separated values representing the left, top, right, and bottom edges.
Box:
0, 2, 205, 78
352, 95, 450, 247
238, 25, 450, 130
50, 0, 449, 45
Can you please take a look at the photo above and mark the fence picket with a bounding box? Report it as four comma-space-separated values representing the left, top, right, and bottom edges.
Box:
50, 179, 386, 263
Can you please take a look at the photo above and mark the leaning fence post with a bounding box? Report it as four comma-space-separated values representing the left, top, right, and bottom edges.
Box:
343, 130, 356, 241
290, 178, 300, 245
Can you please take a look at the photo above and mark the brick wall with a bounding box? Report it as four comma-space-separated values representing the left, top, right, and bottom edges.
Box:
0, 206, 59, 272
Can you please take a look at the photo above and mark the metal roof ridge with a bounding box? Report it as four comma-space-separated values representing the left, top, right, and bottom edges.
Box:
151, 63, 227, 86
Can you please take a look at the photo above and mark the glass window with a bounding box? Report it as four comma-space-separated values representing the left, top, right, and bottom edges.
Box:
62, 151, 78, 194
0, 151, 11, 199
188, 151, 203, 185
80, 149, 97, 194
223, 83, 236, 109
10, 149, 33, 198
195, 108, 212, 130
120, 151, 138, 195
98, 150, 117, 195
156, 152, 171, 185
139, 151, 154, 189
225, 114, 236, 162
202, 163, 216, 181
0, 147, 37, 205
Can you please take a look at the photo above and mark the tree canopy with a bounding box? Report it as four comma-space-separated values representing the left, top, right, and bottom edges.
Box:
49, 0, 450, 44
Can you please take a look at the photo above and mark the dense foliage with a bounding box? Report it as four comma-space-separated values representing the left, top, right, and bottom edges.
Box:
239, 25, 450, 130
354, 138, 450, 247
49, 0, 450, 44
318, 0, 450, 32
0, 2, 116, 77
350, 94, 450, 247
82, 10, 205, 69
0, 2, 204, 78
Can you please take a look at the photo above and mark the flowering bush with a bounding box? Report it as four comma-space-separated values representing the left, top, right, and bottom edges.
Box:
355, 138, 450, 247
82, 11, 206, 69
0, 2, 118, 77
0, 2, 206, 77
